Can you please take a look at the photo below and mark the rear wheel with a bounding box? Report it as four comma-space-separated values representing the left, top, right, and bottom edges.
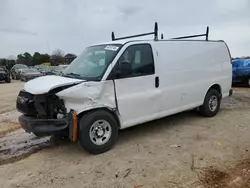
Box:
199, 89, 221, 117
78, 110, 119, 154
5, 77, 11, 83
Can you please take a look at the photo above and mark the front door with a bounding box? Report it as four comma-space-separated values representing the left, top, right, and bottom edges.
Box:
111, 44, 161, 128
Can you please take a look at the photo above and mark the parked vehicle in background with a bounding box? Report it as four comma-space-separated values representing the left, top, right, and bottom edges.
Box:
0, 66, 11, 83
36, 65, 50, 75
10, 64, 29, 80
20, 68, 43, 82
16, 23, 233, 154
41, 66, 56, 76
59, 65, 69, 69
50, 66, 64, 75
232, 59, 250, 87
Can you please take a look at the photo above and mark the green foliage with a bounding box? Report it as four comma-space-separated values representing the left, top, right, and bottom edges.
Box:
32, 52, 50, 65
0, 58, 7, 66
1, 49, 75, 69
0, 58, 15, 70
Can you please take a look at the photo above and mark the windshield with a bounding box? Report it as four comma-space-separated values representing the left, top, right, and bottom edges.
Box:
63, 44, 122, 80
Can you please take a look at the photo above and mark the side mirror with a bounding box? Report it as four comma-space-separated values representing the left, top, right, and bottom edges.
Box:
115, 61, 132, 78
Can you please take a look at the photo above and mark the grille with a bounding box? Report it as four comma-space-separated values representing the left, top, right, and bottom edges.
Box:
0, 74, 5, 79
16, 90, 37, 116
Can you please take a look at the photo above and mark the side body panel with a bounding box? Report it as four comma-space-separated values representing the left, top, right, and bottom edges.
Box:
104, 40, 231, 129
152, 40, 232, 115
103, 42, 161, 128
113, 75, 161, 128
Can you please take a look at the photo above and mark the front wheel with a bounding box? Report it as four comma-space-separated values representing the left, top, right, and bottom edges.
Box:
199, 89, 221, 117
79, 110, 119, 154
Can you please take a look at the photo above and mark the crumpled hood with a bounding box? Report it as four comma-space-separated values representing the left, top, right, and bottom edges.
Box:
24, 75, 84, 94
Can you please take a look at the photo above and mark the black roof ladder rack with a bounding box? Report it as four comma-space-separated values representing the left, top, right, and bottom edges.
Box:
111, 22, 159, 41
170, 26, 210, 41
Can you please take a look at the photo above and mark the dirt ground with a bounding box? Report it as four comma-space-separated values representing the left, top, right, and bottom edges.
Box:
0, 81, 250, 188
0, 81, 24, 114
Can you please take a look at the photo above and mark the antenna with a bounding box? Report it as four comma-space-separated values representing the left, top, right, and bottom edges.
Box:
111, 22, 159, 41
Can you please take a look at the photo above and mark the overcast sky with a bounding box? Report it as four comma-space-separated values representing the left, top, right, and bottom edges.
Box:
0, 0, 249, 58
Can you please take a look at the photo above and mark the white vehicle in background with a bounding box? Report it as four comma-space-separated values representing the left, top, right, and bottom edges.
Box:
16, 23, 232, 154
59, 65, 69, 69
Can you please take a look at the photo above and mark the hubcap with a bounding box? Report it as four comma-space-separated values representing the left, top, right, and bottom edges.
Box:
89, 120, 112, 145
209, 95, 218, 112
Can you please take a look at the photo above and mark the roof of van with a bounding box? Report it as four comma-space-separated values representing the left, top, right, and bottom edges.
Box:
92, 39, 225, 46
91, 39, 130, 46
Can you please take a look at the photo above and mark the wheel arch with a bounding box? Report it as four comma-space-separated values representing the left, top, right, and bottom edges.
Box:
205, 83, 222, 99
77, 107, 121, 129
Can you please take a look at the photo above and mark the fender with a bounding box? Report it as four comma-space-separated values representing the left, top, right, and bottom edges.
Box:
56, 80, 118, 117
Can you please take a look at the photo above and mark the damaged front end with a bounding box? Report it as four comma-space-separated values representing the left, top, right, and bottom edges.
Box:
16, 87, 77, 139
16, 74, 116, 143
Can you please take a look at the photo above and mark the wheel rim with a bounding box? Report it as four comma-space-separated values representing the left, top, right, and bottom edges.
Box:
89, 120, 112, 146
209, 95, 218, 112
248, 78, 250, 86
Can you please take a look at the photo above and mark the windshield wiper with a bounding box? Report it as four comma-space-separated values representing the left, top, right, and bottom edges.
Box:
63, 72, 82, 79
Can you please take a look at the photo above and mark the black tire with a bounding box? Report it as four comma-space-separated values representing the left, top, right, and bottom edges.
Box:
247, 77, 250, 87
78, 110, 119, 154
199, 89, 221, 117
5, 77, 11, 83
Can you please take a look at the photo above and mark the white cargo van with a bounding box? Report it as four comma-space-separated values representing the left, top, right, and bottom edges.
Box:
16, 23, 233, 154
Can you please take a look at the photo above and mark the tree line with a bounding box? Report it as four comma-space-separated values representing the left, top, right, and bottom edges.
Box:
0, 49, 77, 69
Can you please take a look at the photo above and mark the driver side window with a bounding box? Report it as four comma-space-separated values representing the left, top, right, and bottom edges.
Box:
114, 44, 155, 79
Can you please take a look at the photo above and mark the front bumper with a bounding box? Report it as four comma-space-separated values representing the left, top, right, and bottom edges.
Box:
0, 74, 8, 80
18, 115, 68, 136
18, 110, 77, 141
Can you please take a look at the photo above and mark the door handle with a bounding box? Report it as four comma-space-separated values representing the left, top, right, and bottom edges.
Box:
155, 76, 159, 88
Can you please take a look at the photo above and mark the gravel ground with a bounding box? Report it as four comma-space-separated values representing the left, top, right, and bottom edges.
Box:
0, 81, 24, 114
0, 81, 250, 188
